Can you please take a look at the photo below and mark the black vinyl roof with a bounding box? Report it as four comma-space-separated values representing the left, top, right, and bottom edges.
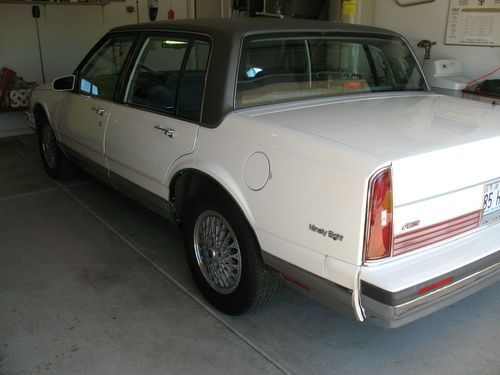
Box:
110, 18, 403, 127
111, 17, 398, 38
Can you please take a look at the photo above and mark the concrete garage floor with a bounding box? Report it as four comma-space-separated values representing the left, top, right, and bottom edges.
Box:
0, 133, 499, 375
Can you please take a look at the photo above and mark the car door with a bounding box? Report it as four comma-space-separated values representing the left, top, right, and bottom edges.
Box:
57, 35, 136, 172
105, 35, 210, 201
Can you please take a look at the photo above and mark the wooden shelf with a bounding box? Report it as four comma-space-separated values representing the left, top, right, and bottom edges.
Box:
0, 0, 114, 25
0, 1, 111, 6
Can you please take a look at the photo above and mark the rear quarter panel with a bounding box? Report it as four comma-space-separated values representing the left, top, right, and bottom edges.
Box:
167, 111, 385, 285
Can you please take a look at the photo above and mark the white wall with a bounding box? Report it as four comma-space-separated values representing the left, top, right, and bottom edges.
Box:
0, 0, 189, 84
5, 0, 496, 85
372, 0, 500, 80
194, 0, 222, 18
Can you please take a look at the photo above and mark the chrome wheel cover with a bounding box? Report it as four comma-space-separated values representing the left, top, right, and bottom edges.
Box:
193, 210, 242, 294
41, 125, 58, 169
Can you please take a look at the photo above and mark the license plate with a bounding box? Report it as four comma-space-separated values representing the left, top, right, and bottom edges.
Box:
482, 179, 500, 226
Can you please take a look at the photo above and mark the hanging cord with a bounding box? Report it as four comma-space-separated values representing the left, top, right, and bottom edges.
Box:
465, 65, 500, 90
35, 16, 46, 83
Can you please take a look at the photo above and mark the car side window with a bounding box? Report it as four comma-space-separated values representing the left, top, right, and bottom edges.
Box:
78, 36, 135, 100
125, 37, 190, 114
176, 40, 210, 121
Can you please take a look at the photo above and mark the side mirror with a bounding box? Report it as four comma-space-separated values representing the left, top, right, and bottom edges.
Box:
52, 75, 75, 91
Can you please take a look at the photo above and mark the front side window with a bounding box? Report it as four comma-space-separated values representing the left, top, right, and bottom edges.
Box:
236, 34, 426, 108
78, 36, 135, 100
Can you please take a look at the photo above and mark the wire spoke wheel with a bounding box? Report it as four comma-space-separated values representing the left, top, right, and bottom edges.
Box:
41, 125, 58, 170
185, 192, 280, 314
193, 210, 242, 294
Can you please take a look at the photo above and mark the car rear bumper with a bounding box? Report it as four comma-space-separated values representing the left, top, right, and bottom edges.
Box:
361, 251, 500, 328
263, 221, 500, 328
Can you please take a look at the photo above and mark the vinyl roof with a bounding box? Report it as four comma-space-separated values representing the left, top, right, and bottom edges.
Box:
111, 17, 399, 38
110, 18, 404, 128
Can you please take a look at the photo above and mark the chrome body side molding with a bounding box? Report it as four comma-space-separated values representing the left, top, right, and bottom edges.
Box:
262, 252, 358, 320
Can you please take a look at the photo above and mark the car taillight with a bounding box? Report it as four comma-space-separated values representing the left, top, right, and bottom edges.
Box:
365, 168, 393, 261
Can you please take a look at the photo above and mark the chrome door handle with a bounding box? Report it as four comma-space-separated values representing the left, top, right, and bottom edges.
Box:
154, 125, 176, 138
91, 106, 105, 116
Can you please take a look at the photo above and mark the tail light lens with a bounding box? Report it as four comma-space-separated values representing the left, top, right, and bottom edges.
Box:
365, 168, 393, 260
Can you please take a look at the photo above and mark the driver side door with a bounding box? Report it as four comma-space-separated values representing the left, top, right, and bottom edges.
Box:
57, 35, 136, 176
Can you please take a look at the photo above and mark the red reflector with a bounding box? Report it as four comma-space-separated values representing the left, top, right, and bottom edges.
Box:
417, 276, 454, 295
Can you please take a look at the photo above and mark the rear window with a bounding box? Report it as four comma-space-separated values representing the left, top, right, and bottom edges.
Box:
236, 34, 426, 108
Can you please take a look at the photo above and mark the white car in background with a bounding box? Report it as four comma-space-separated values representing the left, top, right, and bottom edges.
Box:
28, 18, 500, 327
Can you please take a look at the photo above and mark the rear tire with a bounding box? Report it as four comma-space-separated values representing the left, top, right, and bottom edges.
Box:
184, 191, 280, 315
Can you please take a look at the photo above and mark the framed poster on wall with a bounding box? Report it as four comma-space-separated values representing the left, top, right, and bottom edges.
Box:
445, 0, 500, 46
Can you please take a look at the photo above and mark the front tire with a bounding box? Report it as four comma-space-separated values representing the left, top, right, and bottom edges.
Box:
38, 120, 72, 179
184, 191, 280, 315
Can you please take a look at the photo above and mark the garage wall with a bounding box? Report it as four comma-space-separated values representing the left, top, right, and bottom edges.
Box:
0, 0, 189, 83
372, 1, 500, 80
4, 0, 497, 85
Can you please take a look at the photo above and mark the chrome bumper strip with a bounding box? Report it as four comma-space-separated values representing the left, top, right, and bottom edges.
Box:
361, 256, 500, 328
361, 250, 500, 306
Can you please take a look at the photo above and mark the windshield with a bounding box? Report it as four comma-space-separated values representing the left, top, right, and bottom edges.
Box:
236, 34, 427, 108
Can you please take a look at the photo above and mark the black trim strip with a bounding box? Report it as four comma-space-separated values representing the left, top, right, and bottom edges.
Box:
109, 171, 172, 220
361, 250, 500, 306
63, 147, 109, 183
63, 146, 174, 223
174, 40, 193, 116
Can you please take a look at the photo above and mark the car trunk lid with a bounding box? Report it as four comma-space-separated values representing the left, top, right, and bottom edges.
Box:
247, 92, 500, 202
247, 93, 500, 251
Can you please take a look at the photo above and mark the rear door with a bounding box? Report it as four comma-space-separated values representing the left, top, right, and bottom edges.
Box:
57, 35, 136, 173
105, 34, 210, 199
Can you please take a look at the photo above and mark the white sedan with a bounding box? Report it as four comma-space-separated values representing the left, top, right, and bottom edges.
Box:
28, 18, 500, 327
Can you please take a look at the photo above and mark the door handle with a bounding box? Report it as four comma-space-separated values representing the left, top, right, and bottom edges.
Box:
154, 125, 176, 138
91, 106, 105, 116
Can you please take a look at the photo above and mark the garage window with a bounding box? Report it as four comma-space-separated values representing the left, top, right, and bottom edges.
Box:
236, 34, 427, 108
